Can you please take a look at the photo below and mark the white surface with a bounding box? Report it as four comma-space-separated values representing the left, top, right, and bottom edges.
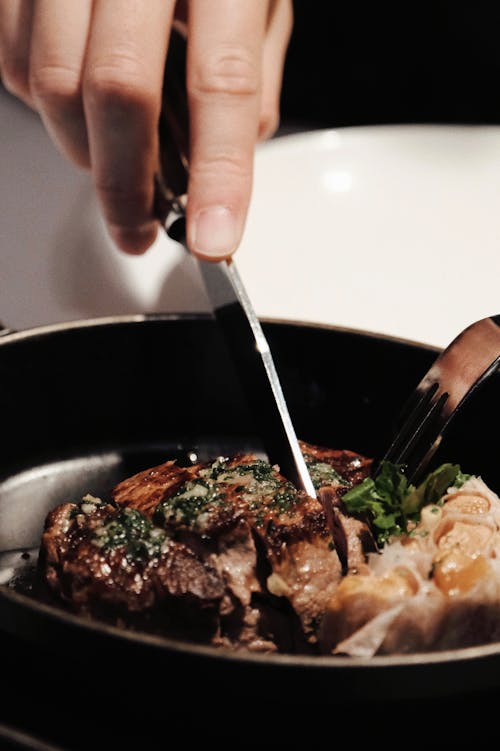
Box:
0, 88, 210, 331
2, 86, 500, 347
240, 125, 500, 348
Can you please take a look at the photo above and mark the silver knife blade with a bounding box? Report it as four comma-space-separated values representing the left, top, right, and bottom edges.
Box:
166, 216, 316, 497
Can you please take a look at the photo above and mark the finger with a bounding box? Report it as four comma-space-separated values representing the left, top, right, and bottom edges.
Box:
0, 0, 35, 107
83, 0, 174, 254
259, 0, 293, 141
186, 0, 268, 260
29, 0, 93, 168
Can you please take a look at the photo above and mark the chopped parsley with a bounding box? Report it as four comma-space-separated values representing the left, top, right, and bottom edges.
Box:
272, 482, 299, 513
154, 457, 303, 530
342, 462, 471, 545
228, 460, 280, 484
92, 508, 167, 561
305, 460, 349, 490
154, 479, 226, 527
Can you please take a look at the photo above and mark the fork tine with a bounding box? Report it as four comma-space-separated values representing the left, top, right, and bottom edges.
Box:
377, 314, 500, 484
384, 381, 440, 460
380, 384, 449, 478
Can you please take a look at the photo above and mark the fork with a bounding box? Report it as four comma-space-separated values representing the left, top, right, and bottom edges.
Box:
379, 314, 500, 483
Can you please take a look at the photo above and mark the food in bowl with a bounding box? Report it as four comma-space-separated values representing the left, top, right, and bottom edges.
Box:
38, 441, 500, 655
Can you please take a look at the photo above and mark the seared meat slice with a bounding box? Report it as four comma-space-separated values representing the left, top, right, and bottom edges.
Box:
111, 460, 201, 517
319, 486, 376, 574
209, 521, 260, 609
248, 489, 341, 640
302, 442, 375, 574
206, 520, 279, 652
299, 440, 373, 488
116, 453, 343, 640
41, 494, 224, 634
112, 445, 371, 643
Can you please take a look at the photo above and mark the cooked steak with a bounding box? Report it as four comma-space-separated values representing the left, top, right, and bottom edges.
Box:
41, 495, 225, 638
40, 442, 373, 651
111, 460, 200, 517
38, 446, 500, 657
113, 445, 371, 642
299, 440, 373, 488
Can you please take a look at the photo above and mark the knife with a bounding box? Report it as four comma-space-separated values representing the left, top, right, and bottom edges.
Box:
154, 31, 316, 497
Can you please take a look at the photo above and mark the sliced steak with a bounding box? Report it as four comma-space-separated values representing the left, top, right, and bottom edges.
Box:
111, 444, 371, 643
319, 486, 376, 574
299, 440, 373, 488
40, 442, 373, 651
111, 460, 201, 517
41, 494, 224, 639
305, 441, 376, 574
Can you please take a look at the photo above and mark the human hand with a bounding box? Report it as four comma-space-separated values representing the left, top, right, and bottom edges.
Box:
0, 0, 292, 259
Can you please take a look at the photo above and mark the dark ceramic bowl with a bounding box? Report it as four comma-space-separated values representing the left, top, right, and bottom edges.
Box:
0, 314, 499, 716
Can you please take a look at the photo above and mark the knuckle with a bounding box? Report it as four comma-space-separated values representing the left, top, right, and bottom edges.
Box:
95, 176, 150, 218
30, 63, 81, 108
193, 148, 252, 181
190, 47, 259, 98
95, 177, 148, 203
1, 56, 30, 99
84, 54, 156, 116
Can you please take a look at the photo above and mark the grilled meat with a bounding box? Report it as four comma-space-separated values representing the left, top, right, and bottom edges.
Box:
41, 442, 372, 651
41, 496, 225, 638
113, 444, 372, 641
39, 445, 500, 656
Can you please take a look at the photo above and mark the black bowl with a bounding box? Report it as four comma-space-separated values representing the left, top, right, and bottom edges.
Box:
0, 314, 499, 731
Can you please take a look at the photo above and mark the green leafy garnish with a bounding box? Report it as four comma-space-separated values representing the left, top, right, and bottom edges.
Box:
342, 462, 410, 543
342, 461, 471, 545
403, 463, 471, 514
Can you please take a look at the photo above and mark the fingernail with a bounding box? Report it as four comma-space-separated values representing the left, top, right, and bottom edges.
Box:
191, 206, 238, 258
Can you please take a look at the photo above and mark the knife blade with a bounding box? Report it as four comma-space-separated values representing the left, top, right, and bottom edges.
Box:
166, 216, 316, 497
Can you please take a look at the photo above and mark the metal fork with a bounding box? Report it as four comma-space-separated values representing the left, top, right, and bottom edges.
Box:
379, 314, 500, 483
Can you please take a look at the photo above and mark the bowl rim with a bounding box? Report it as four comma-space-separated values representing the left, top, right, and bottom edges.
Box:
0, 311, 441, 353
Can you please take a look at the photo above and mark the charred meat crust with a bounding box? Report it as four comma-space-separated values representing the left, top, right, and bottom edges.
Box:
42, 501, 224, 619
111, 461, 200, 517
41, 442, 373, 652
299, 440, 373, 486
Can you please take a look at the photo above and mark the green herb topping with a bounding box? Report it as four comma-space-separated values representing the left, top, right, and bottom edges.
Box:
342, 462, 472, 545
92, 508, 167, 561
154, 479, 227, 527
154, 457, 305, 530
305, 460, 349, 490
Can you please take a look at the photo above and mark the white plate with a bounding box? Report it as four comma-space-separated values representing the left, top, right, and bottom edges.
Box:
2, 86, 500, 347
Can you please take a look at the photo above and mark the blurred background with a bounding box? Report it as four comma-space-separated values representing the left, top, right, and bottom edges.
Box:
281, 0, 500, 130
1, 0, 500, 345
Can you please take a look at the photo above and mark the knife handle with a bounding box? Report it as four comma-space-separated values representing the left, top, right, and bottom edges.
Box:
153, 29, 189, 227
